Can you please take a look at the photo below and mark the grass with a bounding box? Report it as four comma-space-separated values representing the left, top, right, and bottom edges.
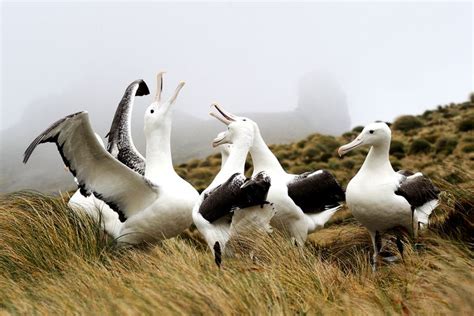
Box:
0, 178, 472, 314
1, 100, 473, 314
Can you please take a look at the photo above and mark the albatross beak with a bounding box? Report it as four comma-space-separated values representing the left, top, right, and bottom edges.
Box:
338, 138, 364, 157
212, 131, 231, 147
168, 81, 185, 104
155, 71, 166, 102
209, 103, 237, 125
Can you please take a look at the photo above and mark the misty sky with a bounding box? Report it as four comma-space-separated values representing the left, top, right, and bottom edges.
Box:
1, 1, 472, 133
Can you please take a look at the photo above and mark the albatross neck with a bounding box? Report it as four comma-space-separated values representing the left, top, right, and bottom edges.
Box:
144, 120, 176, 181
250, 131, 285, 175
359, 140, 394, 177
209, 142, 249, 188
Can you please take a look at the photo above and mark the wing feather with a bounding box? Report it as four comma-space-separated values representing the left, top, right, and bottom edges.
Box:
287, 170, 345, 213
395, 172, 440, 210
106, 79, 149, 175
23, 111, 158, 221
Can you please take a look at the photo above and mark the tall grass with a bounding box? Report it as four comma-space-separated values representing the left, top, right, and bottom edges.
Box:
0, 180, 472, 314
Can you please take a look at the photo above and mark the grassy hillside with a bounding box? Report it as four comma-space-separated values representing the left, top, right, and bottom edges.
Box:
177, 99, 473, 192
0, 98, 473, 314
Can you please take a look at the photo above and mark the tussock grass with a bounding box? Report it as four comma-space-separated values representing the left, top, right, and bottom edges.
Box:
1, 183, 473, 314
1, 101, 473, 313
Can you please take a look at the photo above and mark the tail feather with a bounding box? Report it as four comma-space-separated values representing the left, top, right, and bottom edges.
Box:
306, 204, 341, 233
415, 199, 438, 229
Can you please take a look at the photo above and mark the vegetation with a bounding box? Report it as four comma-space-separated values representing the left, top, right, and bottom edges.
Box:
178, 99, 473, 191
409, 138, 432, 154
1, 99, 473, 314
458, 116, 474, 132
389, 139, 405, 159
392, 115, 423, 132
435, 137, 458, 155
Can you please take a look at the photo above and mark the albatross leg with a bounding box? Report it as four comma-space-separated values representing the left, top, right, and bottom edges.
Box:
396, 235, 404, 260
369, 230, 382, 272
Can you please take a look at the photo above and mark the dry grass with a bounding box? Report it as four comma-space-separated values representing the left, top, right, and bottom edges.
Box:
0, 182, 472, 315
1, 101, 473, 314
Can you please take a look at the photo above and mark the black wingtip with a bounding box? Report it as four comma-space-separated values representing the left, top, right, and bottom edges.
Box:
22, 141, 37, 164
135, 80, 150, 97
213, 242, 222, 268
22, 111, 85, 164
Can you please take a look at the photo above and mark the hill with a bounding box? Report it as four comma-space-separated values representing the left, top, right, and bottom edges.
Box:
177, 98, 474, 192
0, 98, 473, 314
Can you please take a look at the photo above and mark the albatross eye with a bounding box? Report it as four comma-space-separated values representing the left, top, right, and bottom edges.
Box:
243, 119, 247, 121
150, 109, 154, 114
369, 130, 374, 134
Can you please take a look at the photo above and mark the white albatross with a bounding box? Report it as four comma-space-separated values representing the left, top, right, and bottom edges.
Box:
68, 79, 150, 237
338, 121, 440, 270
210, 104, 345, 246
23, 73, 199, 245
192, 108, 275, 267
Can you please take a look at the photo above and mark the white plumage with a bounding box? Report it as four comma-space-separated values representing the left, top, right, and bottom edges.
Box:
24, 73, 199, 246
210, 104, 344, 246
193, 106, 275, 266
338, 122, 440, 270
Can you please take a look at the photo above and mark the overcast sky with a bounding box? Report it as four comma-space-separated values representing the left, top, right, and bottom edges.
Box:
1, 1, 472, 132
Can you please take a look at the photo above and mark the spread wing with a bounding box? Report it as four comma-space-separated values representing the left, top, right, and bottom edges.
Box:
23, 111, 159, 222
287, 170, 345, 213
106, 79, 149, 175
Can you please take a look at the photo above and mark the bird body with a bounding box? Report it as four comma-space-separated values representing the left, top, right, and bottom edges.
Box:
24, 73, 198, 246
193, 108, 274, 265
209, 104, 343, 246
346, 171, 413, 233
338, 122, 440, 270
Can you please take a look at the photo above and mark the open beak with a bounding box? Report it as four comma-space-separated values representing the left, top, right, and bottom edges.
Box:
338, 137, 364, 157
209, 103, 237, 125
212, 131, 231, 147
155, 71, 166, 102
168, 81, 185, 104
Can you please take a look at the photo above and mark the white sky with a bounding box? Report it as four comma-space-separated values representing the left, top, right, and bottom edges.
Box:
1, 1, 472, 130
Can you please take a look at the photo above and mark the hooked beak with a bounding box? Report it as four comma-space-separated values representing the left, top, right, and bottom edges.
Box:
212, 131, 231, 148
209, 103, 237, 125
338, 137, 364, 157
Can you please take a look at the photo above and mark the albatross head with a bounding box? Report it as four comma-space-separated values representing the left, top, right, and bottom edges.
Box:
144, 72, 185, 133
338, 122, 392, 156
210, 103, 257, 148
215, 131, 232, 155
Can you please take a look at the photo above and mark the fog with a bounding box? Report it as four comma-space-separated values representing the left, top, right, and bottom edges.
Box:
1, 1, 472, 192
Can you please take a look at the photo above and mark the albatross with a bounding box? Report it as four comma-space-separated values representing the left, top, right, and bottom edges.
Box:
210, 104, 345, 246
338, 121, 440, 270
192, 108, 275, 267
23, 73, 199, 245
68, 79, 150, 237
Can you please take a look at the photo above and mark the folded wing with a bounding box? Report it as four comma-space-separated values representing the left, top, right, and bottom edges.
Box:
287, 170, 345, 213
395, 172, 440, 226
106, 79, 149, 175
23, 111, 159, 221
199, 173, 246, 223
